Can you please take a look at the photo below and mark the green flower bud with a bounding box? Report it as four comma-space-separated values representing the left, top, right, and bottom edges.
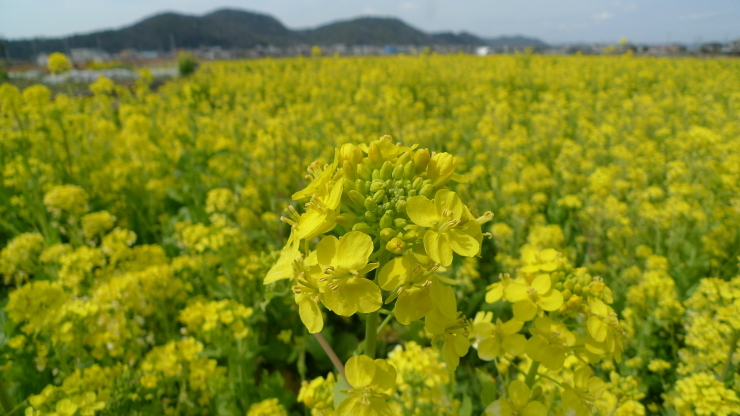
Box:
379, 212, 394, 229
563, 280, 574, 290
554, 282, 563, 290
413, 149, 430, 173
561, 289, 572, 300
352, 222, 374, 234
371, 168, 381, 181
395, 200, 407, 212
573, 283, 582, 294
355, 179, 367, 195
369, 180, 384, 193
412, 177, 423, 190
402, 230, 418, 242
367, 143, 383, 169
357, 163, 372, 181
408, 189, 417, 197
349, 190, 366, 208
364, 211, 377, 221
373, 189, 386, 204
380, 161, 393, 180
385, 238, 406, 255
403, 160, 415, 180
380, 228, 396, 241
342, 160, 357, 181
364, 197, 378, 211
419, 184, 434, 198
393, 218, 407, 228
392, 164, 404, 180
397, 151, 412, 166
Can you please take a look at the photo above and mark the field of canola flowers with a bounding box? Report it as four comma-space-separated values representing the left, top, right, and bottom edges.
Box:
0, 53, 740, 416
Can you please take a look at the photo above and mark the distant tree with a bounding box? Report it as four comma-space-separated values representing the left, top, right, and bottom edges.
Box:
178, 52, 198, 77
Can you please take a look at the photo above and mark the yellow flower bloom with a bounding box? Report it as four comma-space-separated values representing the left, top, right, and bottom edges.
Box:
485, 380, 547, 416
378, 254, 437, 325
504, 274, 564, 321
337, 355, 397, 416
561, 366, 606, 416
473, 312, 526, 360
525, 316, 576, 371
406, 189, 482, 266
425, 284, 470, 371
317, 231, 380, 316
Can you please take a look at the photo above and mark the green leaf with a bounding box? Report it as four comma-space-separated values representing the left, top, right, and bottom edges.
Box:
459, 395, 473, 416
477, 368, 498, 406
333, 374, 352, 408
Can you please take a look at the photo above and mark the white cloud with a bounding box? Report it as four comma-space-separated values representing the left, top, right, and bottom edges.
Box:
592, 11, 614, 21
678, 12, 717, 21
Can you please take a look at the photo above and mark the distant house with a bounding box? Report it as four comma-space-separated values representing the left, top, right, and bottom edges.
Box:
36, 53, 49, 67
70, 48, 110, 64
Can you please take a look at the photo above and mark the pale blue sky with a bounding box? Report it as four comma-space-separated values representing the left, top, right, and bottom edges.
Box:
1, 0, 738, 44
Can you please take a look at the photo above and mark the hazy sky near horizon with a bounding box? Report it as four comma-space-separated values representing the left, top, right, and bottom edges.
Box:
1, 0, 738, 44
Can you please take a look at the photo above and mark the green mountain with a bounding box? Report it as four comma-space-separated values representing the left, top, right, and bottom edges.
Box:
2, 9, 545, 61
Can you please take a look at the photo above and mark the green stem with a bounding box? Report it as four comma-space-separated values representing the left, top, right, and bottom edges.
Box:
0, 379, 12, 414
720, 331, 739, 383
314, 333, 345, 381
525, 361, 540, 388
377, 311, 394, 335
365, 311, 380, 358
365, 252, 389, 358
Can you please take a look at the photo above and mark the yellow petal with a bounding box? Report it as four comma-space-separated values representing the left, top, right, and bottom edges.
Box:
317, 235, 339, 267
336, 396, 394, 416
541, 344, 567, 371
587, 316, 608, 342
336, 231, 373, 271
322, 277, 382, 316
504, 282, 529, 302
395, 285, 433, 325
538, 290, 563, 311
264, 242, 300, 284
296, 294, 323, 333
371, 359, 397, 392
443, 337, 461, 372
485, 399, 514, 416
478, 337, 502, 360
501, 318, 524, 335
503, 333, 527, 356
430, 283, 458, 319
378, 257, 409, 290
406, 195, 438, 227
531, 274, 551, 294
433, 189, 463, 218
454, 332, 470, 356
448, 228, 480, 257
589, 297, 609, 316
486, 283, 504, 303
324, 177, 345, 210
512, 300, 537, 321
522, 401, 548, 416
507, 380, 530, 409
424, 230, 453, 266
525, 335, 548, 362
345, 355, 375, 389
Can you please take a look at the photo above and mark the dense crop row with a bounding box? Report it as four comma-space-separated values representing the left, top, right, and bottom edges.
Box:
0, 54, 739, 415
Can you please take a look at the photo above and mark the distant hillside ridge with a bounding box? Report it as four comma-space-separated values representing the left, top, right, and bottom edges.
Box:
2, 8, 547, 60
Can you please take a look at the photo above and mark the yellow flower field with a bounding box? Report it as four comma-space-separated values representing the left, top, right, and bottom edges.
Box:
0, 53, 739, 415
